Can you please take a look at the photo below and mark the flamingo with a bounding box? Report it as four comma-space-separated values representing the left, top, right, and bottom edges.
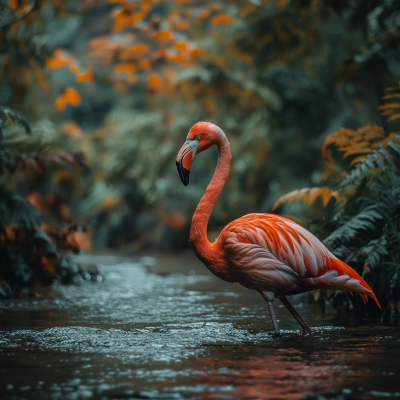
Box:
176, 122, 380, 334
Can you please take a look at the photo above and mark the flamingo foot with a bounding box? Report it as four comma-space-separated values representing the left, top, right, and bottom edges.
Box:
302, 324, 311, 335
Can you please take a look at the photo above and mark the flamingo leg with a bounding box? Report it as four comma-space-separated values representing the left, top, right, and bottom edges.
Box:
267, 301, 280, 333
260, 292, 280, 333
280, 296, 311, 335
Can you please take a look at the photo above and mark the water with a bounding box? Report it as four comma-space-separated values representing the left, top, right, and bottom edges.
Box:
0, 253, 399, 400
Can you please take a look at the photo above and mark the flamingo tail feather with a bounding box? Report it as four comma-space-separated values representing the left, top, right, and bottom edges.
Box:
326, 258, 380, 309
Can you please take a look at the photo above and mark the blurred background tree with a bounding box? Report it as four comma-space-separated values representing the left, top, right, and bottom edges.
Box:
1, 0, 400, 315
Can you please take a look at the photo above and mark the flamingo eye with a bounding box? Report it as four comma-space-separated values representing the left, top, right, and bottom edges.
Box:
196, 135, 201, 140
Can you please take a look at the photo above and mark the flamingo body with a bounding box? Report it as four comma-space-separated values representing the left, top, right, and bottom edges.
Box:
217, 213, 378, 302
176, 122, 380, 334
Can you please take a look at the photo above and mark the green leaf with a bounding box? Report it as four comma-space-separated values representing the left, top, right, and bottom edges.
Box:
387, 141, 400, 158
31, 225, 59, 260
379, 145, 396, 169
0, 187, 41, 227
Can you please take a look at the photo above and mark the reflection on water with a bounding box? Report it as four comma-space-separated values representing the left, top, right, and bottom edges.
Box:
0, 253, 399, 399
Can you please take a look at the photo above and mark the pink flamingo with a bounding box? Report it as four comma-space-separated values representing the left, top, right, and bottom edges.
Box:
176, 122, 380, 334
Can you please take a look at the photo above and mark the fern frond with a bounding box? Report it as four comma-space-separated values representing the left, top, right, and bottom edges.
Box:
337, 138, 400, 190
0, 187, 41, 227
324, 205, 386, 244
272, 187, 339, 212
378, 104, 400, 110
380, 83, 400, 122
0, 107, 31, 135
388, 114, 400, 122
382, 94, 400, 100
322, 126, 398, 181
0, 118, 58, 163
361, 235, 389, 271
31, 225, 59, 260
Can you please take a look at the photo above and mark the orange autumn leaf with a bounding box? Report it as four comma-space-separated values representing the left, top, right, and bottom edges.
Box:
112, 8, 134, 32
114, 63, 136, 74
211, 14, 233, 25
55, 88, 81, 110
69, 64, 80, 74
47, 57, 70, 69
174, 20, 190, 30
198, 10, 210, 19
60, 121, 83, 137
174, 41, 189, 51
152, 30, 174, 41
76, 70, 94, 82
147, 73, 163, 89
120, 43, 150, 59
166, 52, 190, 65
190, 48, 202, 59
130, 4, 151, 23
137, 59, 151, 70
46, 49, 72, 70
88, 35, 111, 48
73, 231, 92, 251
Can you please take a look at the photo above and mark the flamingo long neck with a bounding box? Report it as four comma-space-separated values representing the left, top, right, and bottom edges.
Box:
190, 133, 231, 263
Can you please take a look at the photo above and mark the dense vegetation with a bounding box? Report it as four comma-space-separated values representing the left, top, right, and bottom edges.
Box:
0, 0, 399, 317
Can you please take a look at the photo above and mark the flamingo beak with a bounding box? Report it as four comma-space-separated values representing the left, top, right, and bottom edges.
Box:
176, 140, 197, 186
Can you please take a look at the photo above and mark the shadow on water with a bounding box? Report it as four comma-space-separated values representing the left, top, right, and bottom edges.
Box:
0, 253, 399, 399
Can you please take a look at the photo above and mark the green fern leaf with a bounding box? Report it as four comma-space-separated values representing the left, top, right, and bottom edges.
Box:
378, 145, 396, 169
363, 235, 389, 270
372, 152, 386, 170
0, 187, 41, 227
387, 141, 400, 157
364, 156, 376, 172
324, 205, 385, 243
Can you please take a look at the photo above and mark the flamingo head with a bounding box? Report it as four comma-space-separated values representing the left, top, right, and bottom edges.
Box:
176, 122, 223, 186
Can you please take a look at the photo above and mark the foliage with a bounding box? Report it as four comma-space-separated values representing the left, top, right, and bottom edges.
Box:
274, 99, 400, 316
378, 78, 400, 123
0, 0, 83, 106
272, 187, 339, 213
0, 106, 95, 298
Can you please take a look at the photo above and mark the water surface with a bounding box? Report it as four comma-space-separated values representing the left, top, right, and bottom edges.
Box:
0, 253, 399, 399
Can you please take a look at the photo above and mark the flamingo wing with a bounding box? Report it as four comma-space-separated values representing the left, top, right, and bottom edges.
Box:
219, 213, 380, 306
221, 233, 299, 295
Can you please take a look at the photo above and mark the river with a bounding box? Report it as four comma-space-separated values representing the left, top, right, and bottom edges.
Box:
0, 253, 399, 399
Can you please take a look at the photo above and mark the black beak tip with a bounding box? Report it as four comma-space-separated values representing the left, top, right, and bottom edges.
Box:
176, 161, 190, 186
